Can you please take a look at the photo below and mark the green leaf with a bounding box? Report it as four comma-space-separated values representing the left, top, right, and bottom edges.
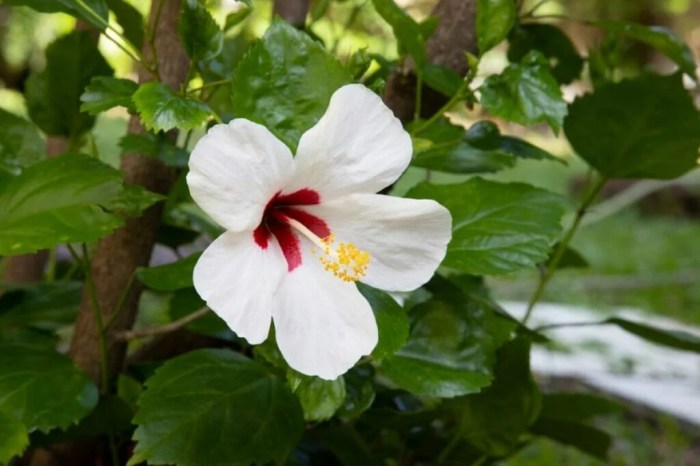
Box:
499, 135, 563, 163
531, 418, 612, 460
106, 183, 165, 217
232, 21, 351, 150
546, 244, 588, 269
119, 133, 189, 167
446, 337, 541, 456
224, 7, 252, 31
0, 345, 98, 432
80, 76, 138, 115
0, 108, 45, 175
338, 366, 375, 419
4, 0, 109, 30
480, 51, 567, 132
508, 23, 584, 84
380, 290, 515, 398
289, 372, 346, 421
136, 253, 200, 291
606, 317, 700, 353
131, 349, 304, 466
371, 0, 427, 66
357, 284, 408, 360
133, 82, 212, 132
600, 21, 696, 79
539, 393, 620, 422
0, 281, 81, 331
107, 0, 144, 49
168, 288, 228, 336
0, 154, 124, 255
25, 31, 113, 137
179, 0, 224, 61
0, 410, 28, 464
564, 73, 700, 179
408, 178, 568, 275
477, 0, 517, 54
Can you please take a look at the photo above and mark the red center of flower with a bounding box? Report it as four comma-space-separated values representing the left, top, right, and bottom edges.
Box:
253, 188, 331, 271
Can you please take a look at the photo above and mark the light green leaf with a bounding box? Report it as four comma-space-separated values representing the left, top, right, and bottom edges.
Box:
0, 108, 45, 175
3, 0, 109, 30
25, 31, 113, 137
0, 345, 98, 432
289, 372, 346, 421
106, 183, 165, 217
224, 7, 252, 31
564, 73, 700, 179
179, 0, 224, 61
0, 410, 28, 464
407, 178, 568, 275
130, 349, 304, 466
133, 82, 212, 132
480, 51, 567, 132
80, 76, 138, 115
136, 253, 200, 291
477, 0, 517, 54
371, 0, 427, 66
357, 283, 408, 360
0, 154, 124, 255
445, 337, 541, 456
601, 21, 696, 79
232, 21, 351, 150
119, 133, 189, 167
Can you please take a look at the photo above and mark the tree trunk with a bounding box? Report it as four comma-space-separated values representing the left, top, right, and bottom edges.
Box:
69, 0, 189, 386
384, 0, 477, 122
273, 0, 310, 28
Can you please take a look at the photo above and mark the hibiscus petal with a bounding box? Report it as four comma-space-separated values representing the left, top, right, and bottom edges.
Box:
286, 84, 412, 200
272, 246, 378, 379
303, 193, 452, 292
193, 230, 286, 344
187, 120, 293, 232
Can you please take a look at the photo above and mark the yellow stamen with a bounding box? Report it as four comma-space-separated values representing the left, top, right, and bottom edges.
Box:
284, 218, 370, 282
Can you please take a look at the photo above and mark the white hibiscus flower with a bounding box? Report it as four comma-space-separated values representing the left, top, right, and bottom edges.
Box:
187, 84, 451, 380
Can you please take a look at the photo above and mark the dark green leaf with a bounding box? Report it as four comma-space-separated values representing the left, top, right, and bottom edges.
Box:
0, 154, 124, 255
224, 7, 252, 31
539, 393, 620, 422
446, 337, 541, 456
4, 0, 109, 30
477, 0, 517, 54
0, 345, 98, 432
601, 21, 696, 79
371, 0, 427, 66
232, 22, 351, 150
80, 76, 138, 115
564, 73, 700, 179
136, 253, 200, 291
25, 31, 113, 137
423, 63, 463, 97
168, 288, 229, 336
606, 317, 700, 353
546, 244, 588, 269
119, 133, 189, 167
408, 178, 568, 275
106, 184, 165, 217
289, 372, 346, 421
131, 349, 304, 466
0, 410, 28, 464
0, 108, 45, 175
0, 282, 81, 331
499, 135, 563, 163
338, 366, 375, 419
532, 418, 612, 460
107, 0, 144, 49
357, 284, 408, 360
481, 51, 567, 132
311, 423, 383, 466
310, 0, 331, 22
380, 293, 514, 398
133, 82, 212, 132
508, 23, 584, 84
179, 0, 224, 61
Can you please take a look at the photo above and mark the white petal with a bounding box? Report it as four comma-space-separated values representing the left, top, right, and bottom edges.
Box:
272, 246, 378, 380
187, 120, 293, 232
285, 84, 412, 200
303, 194, 452, 292
193, 230, 286, 344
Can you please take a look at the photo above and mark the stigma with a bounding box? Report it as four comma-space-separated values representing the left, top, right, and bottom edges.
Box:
284, 218, 371, 282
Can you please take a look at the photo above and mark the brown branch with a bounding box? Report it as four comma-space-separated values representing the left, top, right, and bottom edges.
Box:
117, 307, 210, 341
383, 0, 477, 122
69, 0, 189, 386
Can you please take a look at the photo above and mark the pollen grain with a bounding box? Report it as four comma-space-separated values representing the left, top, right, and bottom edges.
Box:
315, 234, 370, 282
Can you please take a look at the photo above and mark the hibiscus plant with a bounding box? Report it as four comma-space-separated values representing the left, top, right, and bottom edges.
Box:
0, 0, 699, 465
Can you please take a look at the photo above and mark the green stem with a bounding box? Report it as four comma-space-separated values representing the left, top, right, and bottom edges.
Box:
79, 243, 111, 393
521, 176, 607, 324
186, 78, 233, 95
414, 71, 424, 122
